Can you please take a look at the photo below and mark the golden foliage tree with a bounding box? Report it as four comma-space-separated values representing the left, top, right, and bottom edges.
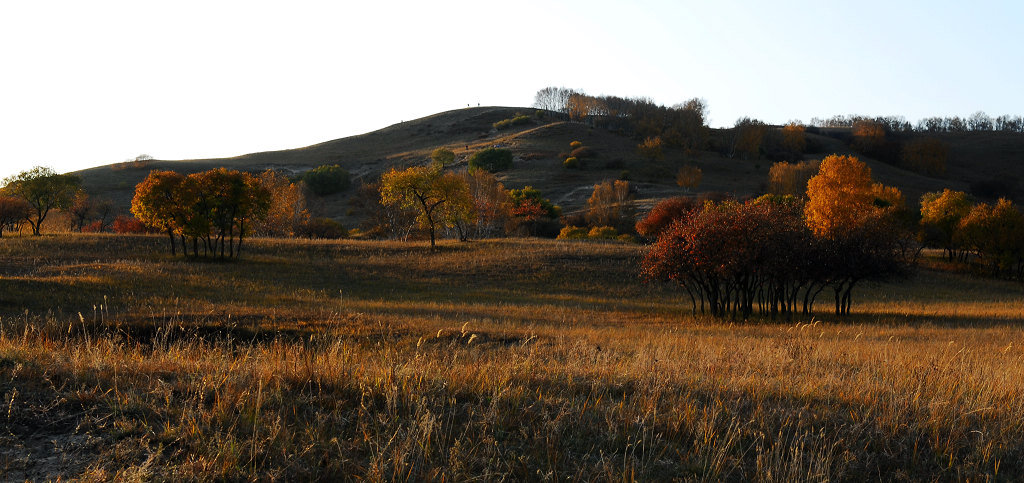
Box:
919, 189, 972, 260
586, 180, 635, 232
636, 136, 664, 161
252, 170, 309, 237
0, 195, 30, 237
461, 169, 511, 239
732, 118, 767, 159
768, 160, 820, 197
804, 155, 902, 237
781, 122, 806, 153
676, 165, 702, 193
379, 165, 474, 248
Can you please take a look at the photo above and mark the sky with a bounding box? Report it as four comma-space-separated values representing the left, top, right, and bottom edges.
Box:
1, 0, 1022, 181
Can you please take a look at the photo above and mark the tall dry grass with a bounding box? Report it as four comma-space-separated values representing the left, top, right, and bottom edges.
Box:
1, 234, 1022, 480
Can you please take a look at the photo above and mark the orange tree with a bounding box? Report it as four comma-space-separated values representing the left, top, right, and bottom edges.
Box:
379, 164, 474, 248
132, 170, 186, 255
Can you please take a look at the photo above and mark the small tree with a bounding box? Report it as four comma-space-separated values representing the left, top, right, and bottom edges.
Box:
380, 165, 474, 248
586, 180, 635, 232
636, 136, 664, 161
676, 165, 702, 193
0, 196, 31, 237
1, 166, 81, 236
431, 147, 455, 167
919, 189, 972, 261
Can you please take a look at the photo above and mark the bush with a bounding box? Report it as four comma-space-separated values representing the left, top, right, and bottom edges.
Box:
618, 170, 630, 180
112, 215, 151, 234
493, 114, 531, 131
563, 157, 579, 169
302, 165, 351, 196
616, 233, 638, 243
588, 226, 618, 239
570, 141, 583, 149
469, 148, 513, 172
296, 217, 347, 239
556, 226, 588, 240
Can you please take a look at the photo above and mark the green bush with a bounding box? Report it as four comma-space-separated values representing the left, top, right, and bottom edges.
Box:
588, 226, 618, 240
563, 157, 579, 169
556, 226, 588, 240
469, 148, 513, 172
302, 165, 351, 196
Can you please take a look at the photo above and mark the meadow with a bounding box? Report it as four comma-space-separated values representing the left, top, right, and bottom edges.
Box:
1, 234, 1023, 481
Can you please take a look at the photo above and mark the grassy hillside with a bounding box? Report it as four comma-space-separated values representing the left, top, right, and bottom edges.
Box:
75, 107, 1024, 224
1, 234, 1023, 480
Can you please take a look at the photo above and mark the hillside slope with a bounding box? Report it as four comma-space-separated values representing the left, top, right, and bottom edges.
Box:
76, 106, 1024, 223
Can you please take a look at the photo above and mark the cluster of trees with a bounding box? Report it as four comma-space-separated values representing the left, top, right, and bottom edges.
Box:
533, 87, 709, 152
369, 155, 564, 247
642, 155, 914, 318
132, 169, 272, 258
919, 189, 1024, 279
809, 112, 1024, 133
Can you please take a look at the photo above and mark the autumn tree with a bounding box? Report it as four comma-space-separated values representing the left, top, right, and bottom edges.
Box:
768, 160, 820, 197
461, 169, 511, 239
804, 155, 902, 237
635, 196, 700, 239
67, 191, 94, 232
781, 122, 806, 153
731, 118, 768, 159
132, 170, 186, 255
0, 196, 30, 237
351, 181, 417, 240
636, 136, 664, 162
955, 199, 1024, 278
251, 170, 309, 237
851, 120, 886, 153
1, 166, 81, 236
508, 186, 560, 236
676, 165, 702, 193
919, 189, 972, 261
379, 165, 474, 248
586, 180, 635, 232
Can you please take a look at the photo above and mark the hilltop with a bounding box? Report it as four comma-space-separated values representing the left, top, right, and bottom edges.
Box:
76, 106, 1024, 225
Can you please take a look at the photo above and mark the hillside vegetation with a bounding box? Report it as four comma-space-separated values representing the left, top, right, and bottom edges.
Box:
74, 106, 1024, 228
1, 235, 1023, 480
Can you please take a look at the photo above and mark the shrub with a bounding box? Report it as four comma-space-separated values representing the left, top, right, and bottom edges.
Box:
302, 165, 351, 196
616, 233, 638, 243
296, 217, 347, 239
469, 148, 513, 172
556, 226, 588, 240
570, 141, 583, 149
111, 215, 151, 234
563, 157, 580, 169
493, 114, 531, 130
588, 226, 618, 239
619, 170, 630, 180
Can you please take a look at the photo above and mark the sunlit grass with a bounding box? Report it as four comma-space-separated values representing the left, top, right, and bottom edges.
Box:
1, 234, 1023, 480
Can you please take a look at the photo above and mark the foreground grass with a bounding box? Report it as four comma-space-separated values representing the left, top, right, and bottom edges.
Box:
1, 234, 1023, 480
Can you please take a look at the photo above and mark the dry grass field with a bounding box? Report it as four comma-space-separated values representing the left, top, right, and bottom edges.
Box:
1, 234, 1023, 480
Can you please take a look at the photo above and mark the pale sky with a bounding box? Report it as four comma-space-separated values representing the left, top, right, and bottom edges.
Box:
2, 0, 1022, 181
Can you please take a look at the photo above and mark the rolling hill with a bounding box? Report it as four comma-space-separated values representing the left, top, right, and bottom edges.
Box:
75, 106, 1024, 226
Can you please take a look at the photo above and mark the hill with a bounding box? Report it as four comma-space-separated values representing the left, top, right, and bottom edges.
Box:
75, 107, 1024, 225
